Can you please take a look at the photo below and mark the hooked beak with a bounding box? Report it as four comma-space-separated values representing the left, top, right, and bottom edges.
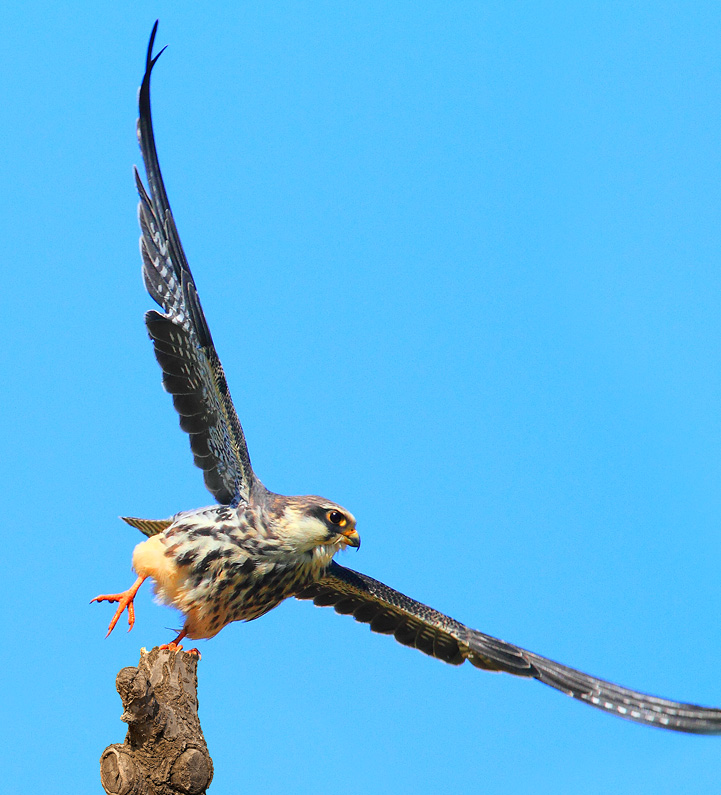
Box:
341, 528, 361, 549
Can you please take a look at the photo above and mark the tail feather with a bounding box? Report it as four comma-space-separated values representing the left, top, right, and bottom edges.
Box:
121, 516, 172, 537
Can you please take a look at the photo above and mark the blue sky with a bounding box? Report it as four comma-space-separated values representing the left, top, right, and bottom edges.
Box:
3, 2, 721, 792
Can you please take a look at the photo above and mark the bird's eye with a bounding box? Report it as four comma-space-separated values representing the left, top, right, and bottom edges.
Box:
326, 510, 347, 527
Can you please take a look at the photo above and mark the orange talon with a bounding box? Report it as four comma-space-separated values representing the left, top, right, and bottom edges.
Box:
159, 629, 201, 658
91, 576, 147, 637
159, 627, 187, 651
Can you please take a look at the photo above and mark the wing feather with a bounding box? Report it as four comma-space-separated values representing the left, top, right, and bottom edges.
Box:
134, 23, 255, 505
296, 562, 721, 734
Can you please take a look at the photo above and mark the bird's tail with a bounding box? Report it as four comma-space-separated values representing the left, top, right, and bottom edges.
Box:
121, 516, 173, 537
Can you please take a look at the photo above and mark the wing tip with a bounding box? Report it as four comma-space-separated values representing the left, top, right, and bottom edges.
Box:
144, 20, 167, 86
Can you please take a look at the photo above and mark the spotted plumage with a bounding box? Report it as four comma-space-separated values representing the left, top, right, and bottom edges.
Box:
93, 22, 721, 735
127, 497, 357, 638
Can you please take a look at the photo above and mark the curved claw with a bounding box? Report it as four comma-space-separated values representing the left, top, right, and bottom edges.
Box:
91, 576, 147, 637
159, 629, 201, 658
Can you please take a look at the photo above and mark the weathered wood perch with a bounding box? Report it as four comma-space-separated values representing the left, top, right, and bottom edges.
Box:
100, 648, 213, 795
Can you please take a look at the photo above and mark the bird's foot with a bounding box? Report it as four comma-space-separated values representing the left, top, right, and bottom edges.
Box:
91, 576, 147, 637
159, 629, 201, 658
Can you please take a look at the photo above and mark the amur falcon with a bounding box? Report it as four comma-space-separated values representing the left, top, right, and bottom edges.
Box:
94, 23, 721, 734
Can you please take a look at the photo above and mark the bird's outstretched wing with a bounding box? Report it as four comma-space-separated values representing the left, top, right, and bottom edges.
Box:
297, 562, 721, 734
135, 23, 255, 505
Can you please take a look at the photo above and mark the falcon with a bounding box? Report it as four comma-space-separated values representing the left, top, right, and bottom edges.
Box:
94, 23, 721, 734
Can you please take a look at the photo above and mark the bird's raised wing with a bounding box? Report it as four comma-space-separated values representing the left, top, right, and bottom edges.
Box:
135, 23, 255, 505
297, 562, 721, 734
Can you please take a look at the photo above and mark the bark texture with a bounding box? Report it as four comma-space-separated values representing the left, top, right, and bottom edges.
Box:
100, 648, 213, 795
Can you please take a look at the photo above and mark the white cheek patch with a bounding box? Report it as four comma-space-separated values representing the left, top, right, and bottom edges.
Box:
280, 510, 329, 551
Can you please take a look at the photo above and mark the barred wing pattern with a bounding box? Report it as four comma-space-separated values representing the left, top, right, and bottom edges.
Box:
135, 23, 254, 505
297, 562, 721, 734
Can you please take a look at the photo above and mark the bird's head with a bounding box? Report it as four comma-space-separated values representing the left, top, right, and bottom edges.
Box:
272, 496, 360, 555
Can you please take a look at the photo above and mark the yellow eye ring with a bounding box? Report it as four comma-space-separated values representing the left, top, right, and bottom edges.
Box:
327, 510, 347, 528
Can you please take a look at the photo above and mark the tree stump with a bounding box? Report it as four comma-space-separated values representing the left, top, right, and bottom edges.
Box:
100, 647, 213, 795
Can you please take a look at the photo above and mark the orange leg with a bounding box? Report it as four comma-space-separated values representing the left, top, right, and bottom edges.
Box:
91, 576, 147, 637
159, 628, 200, 657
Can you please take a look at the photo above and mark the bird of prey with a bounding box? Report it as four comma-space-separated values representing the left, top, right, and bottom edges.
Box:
94, 23, 721, 734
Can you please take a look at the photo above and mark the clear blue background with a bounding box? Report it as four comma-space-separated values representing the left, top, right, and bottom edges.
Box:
3, 3, 721, 793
